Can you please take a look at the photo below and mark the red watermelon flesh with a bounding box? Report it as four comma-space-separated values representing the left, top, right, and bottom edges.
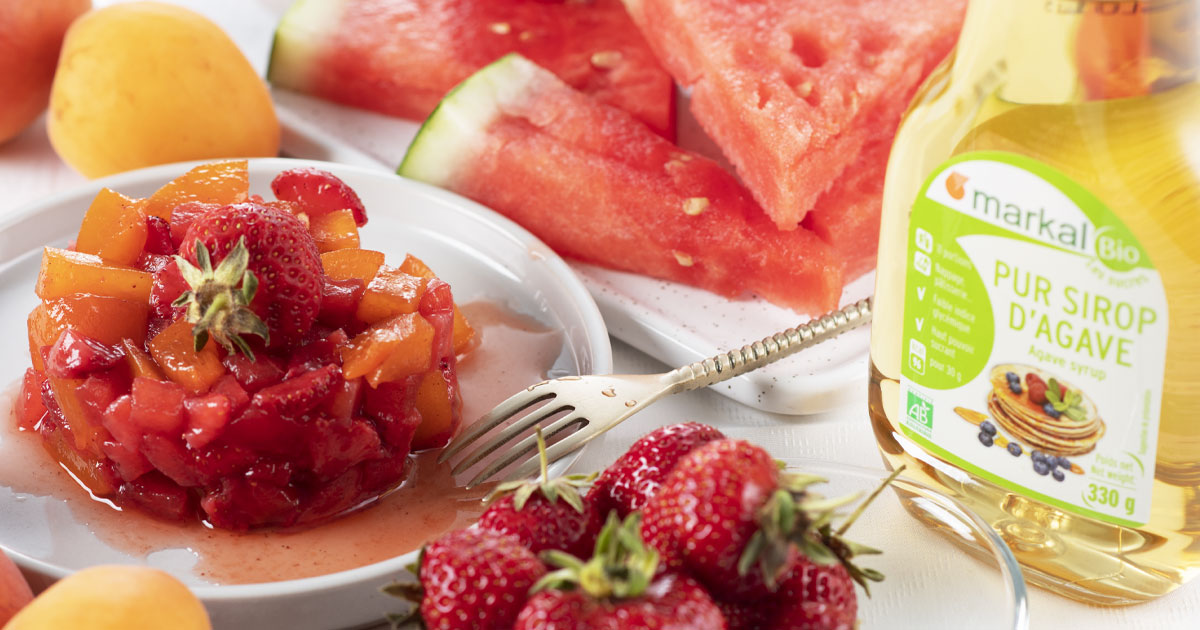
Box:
802, 138, 890, 281
624, 0, 965, 229
399, 54, 843, 314
269, 0, 676, 138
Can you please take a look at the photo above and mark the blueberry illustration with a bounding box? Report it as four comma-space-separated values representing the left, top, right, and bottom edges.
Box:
1008, 381, 1022, 394
1034, 460, 1050, 476
980, 420, 997, 435
1006, 371, 1019, 383
1043, 403, 1061, 418
1032, 450, 1045, 464
978, 432, 994, 447
1052, 469, 1065, 482
1056, 456, 1071, 470
1007, 442, 1022, 456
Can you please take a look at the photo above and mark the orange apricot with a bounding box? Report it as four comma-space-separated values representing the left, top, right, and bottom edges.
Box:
140, 160, 248, 220
341, 313, 435, 384
148, 319, 224, 394
321, 248, 385, 283
36, 247, 152, 303
27, 296, 149, 370
355, 266, 428, 324
76, 188, 148, 265
309, 208, 360, 253
412, 370, 460, 450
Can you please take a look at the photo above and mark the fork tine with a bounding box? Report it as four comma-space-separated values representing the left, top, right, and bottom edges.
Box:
449, 402, 574, 475
463, 413, 587, 488
437, 383, 555, 464
503, 424, 599, 483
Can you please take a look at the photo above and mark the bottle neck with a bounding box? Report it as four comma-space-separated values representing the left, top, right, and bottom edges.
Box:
957, 0, 1199, 104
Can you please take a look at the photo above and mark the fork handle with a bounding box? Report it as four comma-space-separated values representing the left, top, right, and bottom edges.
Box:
663, 298, 873, 393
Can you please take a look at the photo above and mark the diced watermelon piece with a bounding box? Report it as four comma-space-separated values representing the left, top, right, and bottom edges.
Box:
267, 0, 676, 137
184, 393, 232, 449
129, 377, 186, 434
399, 54, 842, 313
624, 0, 964, 229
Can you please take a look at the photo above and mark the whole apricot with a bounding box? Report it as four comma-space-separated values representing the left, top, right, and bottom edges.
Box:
0, 0, 91, 143
48, 2, 279, 178
3, 565, 210, 630
0, 549, 34, 626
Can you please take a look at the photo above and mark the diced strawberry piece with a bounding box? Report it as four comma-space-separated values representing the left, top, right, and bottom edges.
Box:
45, 329, 125, 379
360, 452, 411, 494
296, 467, 363, 526
200, 476, 300, 530
190, 443, 257, 485
129, 377, 186, 434
18, 368, 48, 430
222, 407, 306, 455
117, 472, 195, 521
284, 330, 348, 378
323, 377, 363, 423
251, 364, 342, 418
270, 167, 368, 226
103, 440, 155, 481
141, 433, 204, 487
184, 393, 231, 449
210, 374, 250, 415
363, 377, 422, 451
169, 201, 220, 249
306, 416, 383, 480
318, 277, 365, 329
143, 215, 175, 255
149, 262, 188, 325
245, 459, 294, 487
134, 252, 173, 274
222, 352, 285, 393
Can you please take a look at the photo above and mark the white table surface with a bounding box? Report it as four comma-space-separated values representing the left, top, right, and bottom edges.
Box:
2, 1, 1197, 628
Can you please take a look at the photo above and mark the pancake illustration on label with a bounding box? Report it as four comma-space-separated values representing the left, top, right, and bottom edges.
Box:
986, 364, 1105, 457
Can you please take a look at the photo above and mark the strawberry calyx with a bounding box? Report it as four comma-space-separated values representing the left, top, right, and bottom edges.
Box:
535, 512, 658, 600
487, 428, 596, 514
380, 554, 425, 628
817, 465, 907, 594
173, 237, 269, 360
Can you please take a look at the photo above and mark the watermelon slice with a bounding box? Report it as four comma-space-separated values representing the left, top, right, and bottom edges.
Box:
624, 0, 965, 229
802, 138, 889, 280
398, 54, 842, 313
268, 0, 676, 138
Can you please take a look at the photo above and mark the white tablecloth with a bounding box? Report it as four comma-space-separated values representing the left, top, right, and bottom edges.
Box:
2, 1, 1197, 628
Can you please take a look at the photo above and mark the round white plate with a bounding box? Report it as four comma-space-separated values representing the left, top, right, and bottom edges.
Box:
0, 158, 612, 630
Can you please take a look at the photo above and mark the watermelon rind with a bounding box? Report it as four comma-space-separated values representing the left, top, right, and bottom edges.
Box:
266, 0, 347, 90
397, 54, 542, 186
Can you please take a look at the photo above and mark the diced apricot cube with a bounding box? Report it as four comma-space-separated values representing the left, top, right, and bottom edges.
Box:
27, 296, 150, 371
412, 370, 459, 450
148, 319, 225, 394
39, 422, 116, 497
355, 266, 428, 324
36, 247, 153, 303
48, 376, 109, 455
321, 248, 385, 283
309, 208, 360, 253
140, 160, 249, 220
398, 254, 435, 279
341, 313, 435, 383
123, 339, 165, 380
451, 306, 475, 355
76, 188, 149, 266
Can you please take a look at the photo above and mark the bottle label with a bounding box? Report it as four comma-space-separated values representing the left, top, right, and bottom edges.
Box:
899, 151, 1166, 527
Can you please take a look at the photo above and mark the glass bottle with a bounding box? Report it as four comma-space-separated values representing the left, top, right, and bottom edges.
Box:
869, 0, 1200, 604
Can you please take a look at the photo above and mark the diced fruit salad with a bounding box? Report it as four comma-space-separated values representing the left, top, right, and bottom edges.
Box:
387, 424, 894, 630
16, 160, 476, 529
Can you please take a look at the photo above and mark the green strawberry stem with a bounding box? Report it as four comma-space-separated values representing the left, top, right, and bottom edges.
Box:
173, 237, 269, 360
535, 512, 658, 600
486, 428, 595, 513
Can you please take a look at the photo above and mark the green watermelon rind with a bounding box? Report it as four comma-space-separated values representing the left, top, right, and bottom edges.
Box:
397, 54, 541, 186
266, 0, 347, 90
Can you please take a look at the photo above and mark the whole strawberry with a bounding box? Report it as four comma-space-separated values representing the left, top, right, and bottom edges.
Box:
386, 528, 546, 630
478, 432, 602, 558
715, 598, 773, 630
771, 555, 857, 630
514, 513, 727, 630
176, 202, 323, 352
640, 439, 848, 601
587, 422, 725, 519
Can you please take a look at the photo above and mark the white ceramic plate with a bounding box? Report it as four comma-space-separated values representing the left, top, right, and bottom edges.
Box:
274, 89, 873, 416
0, 158, 612, 630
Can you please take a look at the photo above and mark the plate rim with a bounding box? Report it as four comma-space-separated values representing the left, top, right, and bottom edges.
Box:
1, 157, 614, 600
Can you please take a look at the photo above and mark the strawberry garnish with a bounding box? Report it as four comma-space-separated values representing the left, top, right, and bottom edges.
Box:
384, 528, 546, 630
177, 202, 324, 352
479, 430, 602, 557
270, 167, 368, 226
173, 237, 269, 358
516, 513, 727, 630
586, 422, 725, 519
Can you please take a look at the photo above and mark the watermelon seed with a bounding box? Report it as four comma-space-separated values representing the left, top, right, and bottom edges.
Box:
489, 22, 511, 35
590, 51, 622, 69
796, 81, 814, 98
683, 197, 710, 216
672, 251, 694, 267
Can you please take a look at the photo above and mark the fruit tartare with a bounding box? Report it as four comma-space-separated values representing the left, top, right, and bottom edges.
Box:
15, 160, 475, 530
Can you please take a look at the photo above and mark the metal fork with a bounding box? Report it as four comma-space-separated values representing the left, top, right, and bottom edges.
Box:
440, 298, 873, 488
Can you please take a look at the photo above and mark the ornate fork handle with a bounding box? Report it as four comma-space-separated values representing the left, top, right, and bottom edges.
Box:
664, 298, 873, 393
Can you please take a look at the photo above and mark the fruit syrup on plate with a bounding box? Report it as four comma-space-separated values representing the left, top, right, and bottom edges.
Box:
1, 161, 570, 583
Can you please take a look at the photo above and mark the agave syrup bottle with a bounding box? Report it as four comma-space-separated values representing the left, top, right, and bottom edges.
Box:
870, 0, 1200, 604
